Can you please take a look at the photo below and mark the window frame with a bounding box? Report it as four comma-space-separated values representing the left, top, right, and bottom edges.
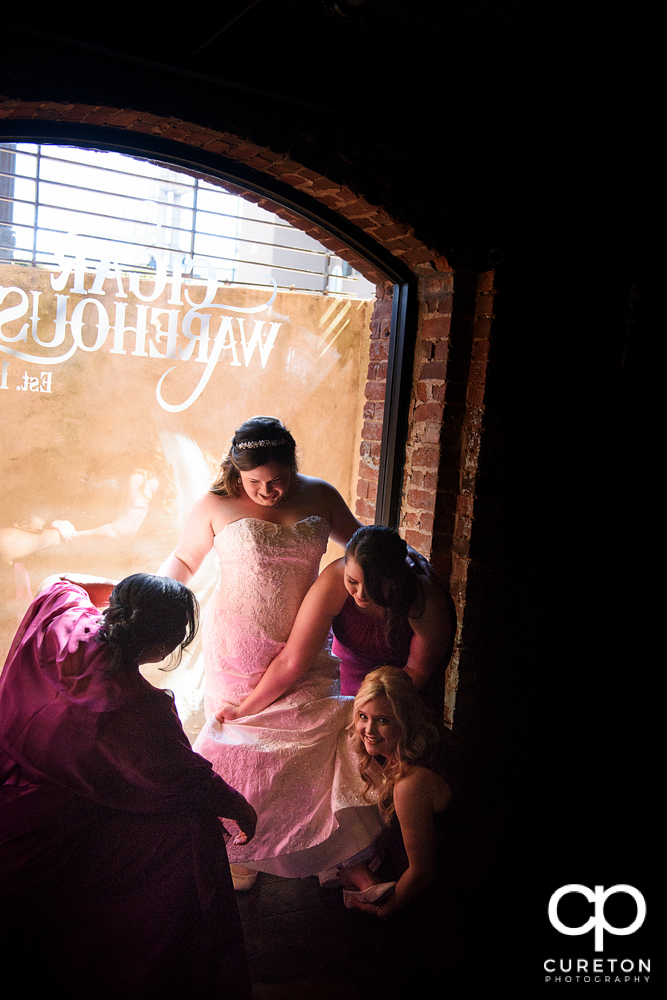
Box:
1, 120, 417, 527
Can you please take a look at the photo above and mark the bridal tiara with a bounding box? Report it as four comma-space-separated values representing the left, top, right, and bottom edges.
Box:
235, 438, 286, 451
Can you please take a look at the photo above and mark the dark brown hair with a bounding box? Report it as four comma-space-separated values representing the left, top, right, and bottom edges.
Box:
210, 416, 297, 498
345, 526, 422, 647
97, 573, 199, 674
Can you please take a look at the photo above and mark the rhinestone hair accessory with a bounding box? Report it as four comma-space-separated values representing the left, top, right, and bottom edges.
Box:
235, 438, 285, 451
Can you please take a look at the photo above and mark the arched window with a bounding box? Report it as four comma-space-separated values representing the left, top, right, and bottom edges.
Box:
1, 143, 383, 708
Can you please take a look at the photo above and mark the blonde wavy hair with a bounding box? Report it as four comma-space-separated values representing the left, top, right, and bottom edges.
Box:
349, 666, 439, 820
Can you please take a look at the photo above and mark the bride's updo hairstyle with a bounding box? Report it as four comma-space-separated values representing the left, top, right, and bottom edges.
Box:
345, 526, 421, 646
97, 573, 199, 674
350, 666, 439, 819
210, 415, 298, 498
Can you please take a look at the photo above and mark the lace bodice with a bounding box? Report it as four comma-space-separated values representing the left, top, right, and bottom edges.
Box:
201, 515, 330, 711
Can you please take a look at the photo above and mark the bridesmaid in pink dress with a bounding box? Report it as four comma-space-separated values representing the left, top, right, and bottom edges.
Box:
0, 572, 256, 999
255, 525, 455, 710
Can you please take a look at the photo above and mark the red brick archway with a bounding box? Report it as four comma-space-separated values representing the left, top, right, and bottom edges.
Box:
1, 99, 495, 724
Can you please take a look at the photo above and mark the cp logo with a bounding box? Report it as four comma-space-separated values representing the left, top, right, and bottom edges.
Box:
548, 884, 646, 952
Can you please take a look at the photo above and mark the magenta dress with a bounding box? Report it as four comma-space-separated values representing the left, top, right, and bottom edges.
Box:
0, 582, 250, 1000
332, 596, 414, 696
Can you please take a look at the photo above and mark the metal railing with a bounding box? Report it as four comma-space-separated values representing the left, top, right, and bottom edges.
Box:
0, 142, 375, 298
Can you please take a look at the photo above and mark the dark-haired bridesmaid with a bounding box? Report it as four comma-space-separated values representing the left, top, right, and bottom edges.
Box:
0, 571, 255, 1000
233, 524, 454, 719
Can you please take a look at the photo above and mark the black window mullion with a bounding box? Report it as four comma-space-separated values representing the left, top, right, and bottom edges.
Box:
375, 281, 416, 528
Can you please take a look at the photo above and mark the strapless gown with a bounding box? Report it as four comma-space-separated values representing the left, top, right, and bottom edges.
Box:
192, 516, 382, 876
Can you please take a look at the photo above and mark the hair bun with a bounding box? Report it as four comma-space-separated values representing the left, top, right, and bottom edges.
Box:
98, 573, 199, 675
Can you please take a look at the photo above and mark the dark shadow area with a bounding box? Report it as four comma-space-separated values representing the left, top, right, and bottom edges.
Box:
1, 2, 658, 989
237, 774, 505, 996
450, 179, 657, 968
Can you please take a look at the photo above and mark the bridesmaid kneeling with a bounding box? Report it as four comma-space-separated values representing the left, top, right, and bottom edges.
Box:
340, 666, 452, 916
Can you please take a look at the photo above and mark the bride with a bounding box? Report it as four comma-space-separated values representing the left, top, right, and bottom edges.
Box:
159, 415, 382, 886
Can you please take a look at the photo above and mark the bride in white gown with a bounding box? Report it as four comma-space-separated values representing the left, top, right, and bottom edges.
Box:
159, 416, 383, 881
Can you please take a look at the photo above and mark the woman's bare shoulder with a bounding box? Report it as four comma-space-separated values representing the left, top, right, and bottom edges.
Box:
319, 555, 345, 579
295, 473, 340, 499
189, 491, 226, 515
300, 557, 347, 612
183, 491, 238, 532
196, 490, 224, 505
413, 566, 444, 595
395, 765, 452, 812
412, 569, 452, 615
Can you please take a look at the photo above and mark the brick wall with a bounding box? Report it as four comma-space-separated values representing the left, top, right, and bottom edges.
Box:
400, 272, 455, 557
355, 281, 393, 525
0, 99, 495, 724
443, 272, 496, 723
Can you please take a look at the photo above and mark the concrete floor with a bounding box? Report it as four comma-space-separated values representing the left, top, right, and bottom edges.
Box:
235, 798, 500, 999
237, 872, 369, 999
237, 867, 496, 998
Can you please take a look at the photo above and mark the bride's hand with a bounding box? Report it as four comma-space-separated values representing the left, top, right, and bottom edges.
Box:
215, 702, 240, 723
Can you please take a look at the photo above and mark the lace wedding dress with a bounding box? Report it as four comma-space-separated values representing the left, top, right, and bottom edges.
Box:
192, 516, 382, 876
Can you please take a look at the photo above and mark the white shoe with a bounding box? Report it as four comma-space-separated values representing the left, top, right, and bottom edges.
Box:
230, 865, 258, 891
343, 881, 396, 909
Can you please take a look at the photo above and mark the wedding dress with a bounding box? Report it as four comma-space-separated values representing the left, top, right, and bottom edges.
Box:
192, 516, 382, 876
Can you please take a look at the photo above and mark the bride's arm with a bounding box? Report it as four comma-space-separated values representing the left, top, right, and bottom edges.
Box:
217, 560, 349, 721
313, 478, 429, 566
157, 494, 217, 584
327, 488, 362, 548
301, 476, 360, 548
